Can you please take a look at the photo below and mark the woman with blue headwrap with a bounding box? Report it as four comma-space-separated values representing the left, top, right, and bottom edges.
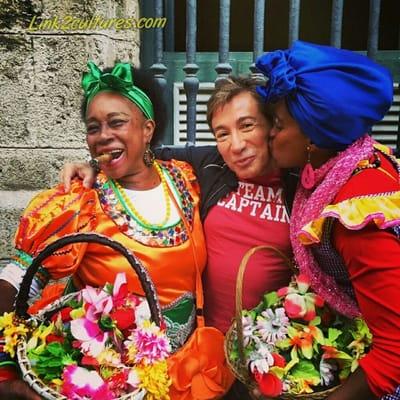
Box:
256, 41, 400, 399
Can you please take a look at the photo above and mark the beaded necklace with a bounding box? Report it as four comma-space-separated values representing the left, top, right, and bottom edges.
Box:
113, 162, 172, 229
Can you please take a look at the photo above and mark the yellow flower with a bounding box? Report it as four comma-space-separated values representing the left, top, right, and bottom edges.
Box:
3, 323, 29, 358
27, 323, 55, 352
137, 361, 171, 400
97, 347, 121, 366
70, 307, 86, 319
125, 342, 138, 365
0, 312, 14, 330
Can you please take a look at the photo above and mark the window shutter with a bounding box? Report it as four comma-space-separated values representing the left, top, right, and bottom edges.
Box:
174, 82, 400, 150
371, 83, 400, 148
173, 82, 215, 145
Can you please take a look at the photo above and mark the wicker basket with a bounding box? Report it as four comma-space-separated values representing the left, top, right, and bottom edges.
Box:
14, 232, 163, 400
224, 245, 337, 400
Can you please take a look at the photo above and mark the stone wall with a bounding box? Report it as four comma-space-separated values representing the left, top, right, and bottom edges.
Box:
0, 0, 140, 265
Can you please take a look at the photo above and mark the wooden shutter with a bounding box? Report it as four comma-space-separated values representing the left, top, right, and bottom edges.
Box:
174, 82, 400, 150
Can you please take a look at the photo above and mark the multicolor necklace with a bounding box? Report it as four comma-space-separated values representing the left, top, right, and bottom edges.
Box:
113, 162, 171, 229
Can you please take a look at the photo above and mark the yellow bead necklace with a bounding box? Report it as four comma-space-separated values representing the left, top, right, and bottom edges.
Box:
113, 161, 171, 229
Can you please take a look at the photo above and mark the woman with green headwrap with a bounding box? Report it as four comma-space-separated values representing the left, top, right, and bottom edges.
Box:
0, 62, 233, 399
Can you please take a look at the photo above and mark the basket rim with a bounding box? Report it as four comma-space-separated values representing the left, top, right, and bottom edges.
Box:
223, 245, 339, 399
16, 292, 153, 399
224, 323, 339, 400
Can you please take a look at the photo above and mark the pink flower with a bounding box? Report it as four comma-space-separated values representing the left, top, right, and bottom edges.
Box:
279, 274, 324, 322
61, 365, 114, 400
82, 286, 113, 322
128, 324, 170, 364
70, 317, 109, 357
111, 272, 129, 308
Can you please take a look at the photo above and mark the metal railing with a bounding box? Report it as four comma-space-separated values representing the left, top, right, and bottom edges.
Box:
148, 0, 398, 150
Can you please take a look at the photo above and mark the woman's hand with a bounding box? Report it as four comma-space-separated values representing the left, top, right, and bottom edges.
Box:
0, 379, 41, 399
60, 162, 95, 192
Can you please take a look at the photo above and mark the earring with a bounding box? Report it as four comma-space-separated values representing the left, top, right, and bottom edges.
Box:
301, 145, 316, 189
143, 143, 155, 167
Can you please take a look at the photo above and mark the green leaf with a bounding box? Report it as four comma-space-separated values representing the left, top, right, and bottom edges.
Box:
99, 315, 115, 331
291, 360, 320, 383
327, 328, 342, 344
263, 291, 279, 308
310, 316, 321, 326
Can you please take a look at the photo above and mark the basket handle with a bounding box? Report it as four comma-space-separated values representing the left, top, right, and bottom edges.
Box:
15, 233, 163, 326
235, 245, 295, 366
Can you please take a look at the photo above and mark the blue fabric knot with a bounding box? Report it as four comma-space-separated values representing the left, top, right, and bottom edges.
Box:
256, 50, 297, 103
254, 41, 393, 150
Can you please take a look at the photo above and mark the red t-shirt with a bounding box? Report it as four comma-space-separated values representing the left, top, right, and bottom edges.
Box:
203, 172, 292, 333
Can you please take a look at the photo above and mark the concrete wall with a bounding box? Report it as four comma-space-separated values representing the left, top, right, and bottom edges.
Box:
0, 0, 140, 265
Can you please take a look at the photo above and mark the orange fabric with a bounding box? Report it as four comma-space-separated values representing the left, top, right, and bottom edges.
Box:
14, 159, 232, 399
167, 326, 235, 400
28, 283, 66, 315
14, 160, 206, 308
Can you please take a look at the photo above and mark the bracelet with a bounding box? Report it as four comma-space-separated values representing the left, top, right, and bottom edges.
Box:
0, 360, 17, 368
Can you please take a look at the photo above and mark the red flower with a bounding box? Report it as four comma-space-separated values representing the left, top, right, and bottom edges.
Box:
271, 353, 286, 368
254, 371, 283, 398
60, 306, 74, 322
46, 334, 64, 344
50, 306, 73, 323
110, 308, 135, 331
81, 355, 99, 367
106, 370, 128, 393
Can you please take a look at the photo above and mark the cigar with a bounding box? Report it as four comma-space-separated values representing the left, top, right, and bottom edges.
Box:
95, 153, 113, 163
89, 153, 112, 171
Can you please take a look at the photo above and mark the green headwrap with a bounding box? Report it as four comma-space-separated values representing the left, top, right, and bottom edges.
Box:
81, 61, 154, 120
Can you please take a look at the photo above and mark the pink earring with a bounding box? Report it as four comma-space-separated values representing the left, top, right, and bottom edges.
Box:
301, 145, 315, 189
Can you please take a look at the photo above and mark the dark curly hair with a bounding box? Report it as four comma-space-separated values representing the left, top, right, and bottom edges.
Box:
80, 65, 167, 146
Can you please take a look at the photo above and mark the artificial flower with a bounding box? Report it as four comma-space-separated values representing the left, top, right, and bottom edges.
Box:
278, 274, 324, 322
138, 361, 171, 400
228, 275, 371, 398
128, 321, 171, 365
256, 307, 289, 344
254, 370, 283, 397
0, 273, 171, 399
70, 317, 110, 357
61, 365, 114, 400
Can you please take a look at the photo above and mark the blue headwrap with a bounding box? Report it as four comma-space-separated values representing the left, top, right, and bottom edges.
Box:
256, 41, 393, 150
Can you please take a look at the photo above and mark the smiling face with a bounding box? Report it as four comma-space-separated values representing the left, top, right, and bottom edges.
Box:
211, 92, 273, 180
269, 99, 310, 169
85, 91, 155, 183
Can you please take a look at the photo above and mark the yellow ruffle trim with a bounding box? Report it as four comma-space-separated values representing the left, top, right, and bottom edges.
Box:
298, 191, 400, 245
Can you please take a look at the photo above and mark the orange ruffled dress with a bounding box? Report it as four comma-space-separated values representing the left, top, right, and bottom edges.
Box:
10, 159, 233, 399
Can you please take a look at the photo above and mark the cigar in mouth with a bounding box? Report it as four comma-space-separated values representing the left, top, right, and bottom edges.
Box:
95, 153, 113, 163
89, 153, 113, 170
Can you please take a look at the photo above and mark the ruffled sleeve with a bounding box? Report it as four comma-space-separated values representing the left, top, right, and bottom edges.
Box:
12, 180, 98, 285
298, 150, 400, 245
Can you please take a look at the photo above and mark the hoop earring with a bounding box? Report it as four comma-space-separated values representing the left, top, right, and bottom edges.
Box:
143, 144, 155, 167
301, 145, 316, 189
